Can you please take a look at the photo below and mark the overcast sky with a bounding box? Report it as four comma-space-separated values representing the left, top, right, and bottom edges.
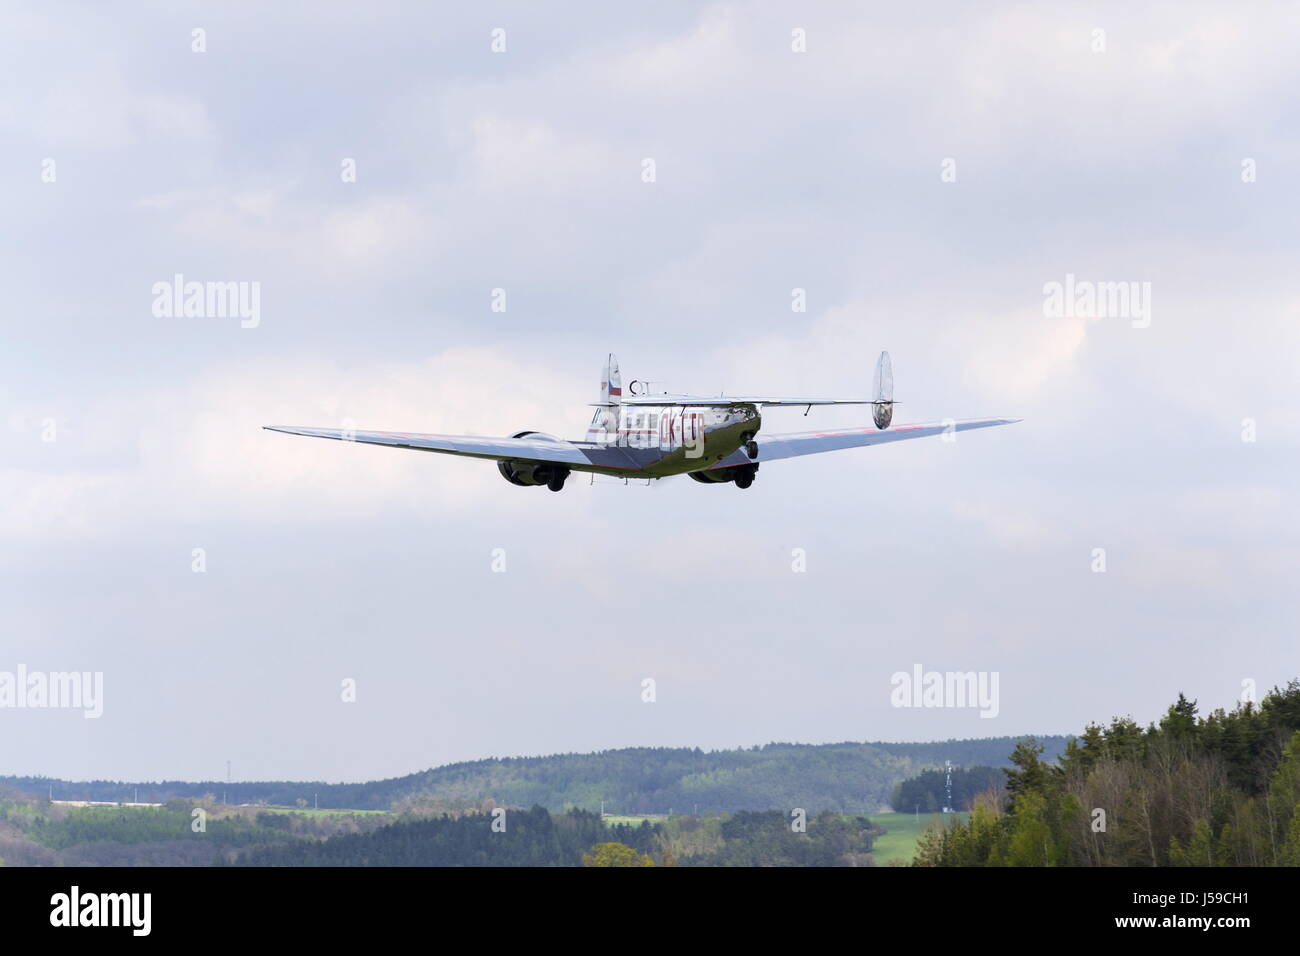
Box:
2, 1, 1297, 784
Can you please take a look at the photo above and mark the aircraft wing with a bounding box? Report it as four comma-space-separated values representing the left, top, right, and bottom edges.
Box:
262, 425, 637, 469
707, 418, 1020, 469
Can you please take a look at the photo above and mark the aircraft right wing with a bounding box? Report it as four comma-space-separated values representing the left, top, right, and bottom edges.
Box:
707, 418, 1020, 469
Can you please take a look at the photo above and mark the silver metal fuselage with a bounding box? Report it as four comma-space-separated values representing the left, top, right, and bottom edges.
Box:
585, 404, 760, 478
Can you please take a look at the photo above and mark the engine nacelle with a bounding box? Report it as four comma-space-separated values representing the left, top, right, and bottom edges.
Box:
688, 464, 757, 484
498, 431, 563, 486
688, 469, 731, 483
498, 460, 546, 486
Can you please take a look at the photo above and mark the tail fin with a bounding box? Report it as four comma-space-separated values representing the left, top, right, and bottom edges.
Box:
589, 353, 622, 442
872, 350, 894, 429
600, 353, 622, 405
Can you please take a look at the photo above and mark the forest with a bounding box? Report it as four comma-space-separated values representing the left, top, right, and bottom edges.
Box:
2, 736, 1064, 815
233, 807, 883, 867
0, 794, 385, 866
0, 795, 883, 867
6, 681, 1299, 867
914, 681, 1300, 866
891, 765, 1003, 813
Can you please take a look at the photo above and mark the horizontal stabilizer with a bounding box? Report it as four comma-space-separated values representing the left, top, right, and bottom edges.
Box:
600, 396, 878, 408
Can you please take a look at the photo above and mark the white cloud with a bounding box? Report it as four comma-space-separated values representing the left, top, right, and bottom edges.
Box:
464, 113, 615, 194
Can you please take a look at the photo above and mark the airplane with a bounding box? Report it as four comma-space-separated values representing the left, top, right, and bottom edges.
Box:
264, 351, 1018, 491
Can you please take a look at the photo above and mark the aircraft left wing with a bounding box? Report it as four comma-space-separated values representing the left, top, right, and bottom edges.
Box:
707, 418, 1020, 469
262, 425, 638, 470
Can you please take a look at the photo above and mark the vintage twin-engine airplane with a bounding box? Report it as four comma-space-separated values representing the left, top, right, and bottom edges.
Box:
264, 352, 1018, 491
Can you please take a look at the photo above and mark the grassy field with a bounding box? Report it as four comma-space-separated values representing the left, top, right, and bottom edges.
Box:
602, 814, 667, 827
602, 810, 965, 866
867, 811, 968, 865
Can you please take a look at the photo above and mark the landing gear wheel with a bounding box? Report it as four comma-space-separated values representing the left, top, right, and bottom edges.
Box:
547, 469, 568, 492
744, 440, 759, 460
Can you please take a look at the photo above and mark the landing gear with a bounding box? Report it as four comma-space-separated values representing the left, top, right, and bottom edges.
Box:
744, 440, 759, 459
734, 464, 758, 489
546, 468, 569, 492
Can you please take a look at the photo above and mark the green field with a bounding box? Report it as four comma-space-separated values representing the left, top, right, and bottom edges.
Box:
601, 814, 667, 827
868, 811, 968, 865
602, 810, 966, 866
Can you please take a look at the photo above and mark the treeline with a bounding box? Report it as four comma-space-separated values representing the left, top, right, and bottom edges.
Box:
891, 766, 1003, 813
0, 794, 885, 867
234, 807, 657, 867
683, 810, 882, 867
0, 795, 383, 867
2, 737, 1066, 815
915, 681, 1300, 866
235, 807, 883, 867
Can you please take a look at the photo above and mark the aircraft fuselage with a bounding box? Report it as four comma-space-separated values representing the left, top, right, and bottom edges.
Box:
586, 403, 760, 478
